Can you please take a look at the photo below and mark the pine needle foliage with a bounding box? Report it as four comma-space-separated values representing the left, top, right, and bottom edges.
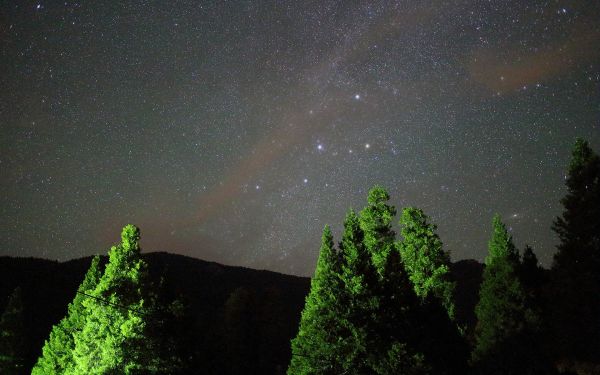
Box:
472, 215, 537, 374
71, 224, 160, 374
359, 186, 397, 274
398, 207, 456, 320
288, 225, 346, 374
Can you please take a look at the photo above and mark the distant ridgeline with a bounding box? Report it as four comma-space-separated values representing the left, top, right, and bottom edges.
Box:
0, 139, 598, 375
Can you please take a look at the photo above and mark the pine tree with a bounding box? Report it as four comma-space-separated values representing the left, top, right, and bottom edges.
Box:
32, 256, 102, 374
288, 225, 346, 374
519, 245, 543, 291
551, 138, 600, 362
0, 287, 26, 375
336, 210, 380, 373
517, 245, 556, 374
71, 224, 158, 374
372, 249, 432, 375
358, 188, 434, 374
359, 186, 397, 274
553, 139, 600, 270
398, 207, 456, 319
472, 215, 538, 374
289, 187, 462, 374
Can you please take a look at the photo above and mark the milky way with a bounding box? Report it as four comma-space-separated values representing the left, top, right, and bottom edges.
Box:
1, 1, 599, 276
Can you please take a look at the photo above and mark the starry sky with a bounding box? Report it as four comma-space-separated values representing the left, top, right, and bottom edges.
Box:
1, 1, 599, 276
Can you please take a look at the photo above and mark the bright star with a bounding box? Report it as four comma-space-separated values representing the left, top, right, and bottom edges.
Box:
365, 143, 370, 149
354, 94, 360, 100
303, 178, 308, 184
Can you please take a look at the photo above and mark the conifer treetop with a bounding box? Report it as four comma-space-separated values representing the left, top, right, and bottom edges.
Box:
316, 225, 335, 276
487, 214, 518, 264
569, 138, 594, 173
121, 224, 141, 253
398, 207, 455, 320
360, 186, 397, 272
364, 186, 396, 223
367, 185, 391, 205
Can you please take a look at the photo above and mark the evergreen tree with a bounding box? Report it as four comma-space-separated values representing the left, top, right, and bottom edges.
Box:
0, 287, 26, 375
372, 249, 432, 375
398, 207, 456, 319
358, 188, 435, 374
289, 187, 463, 374
32, 256, 102, 374
551, 138, 600, 362
472, 215, 539, 374
336, 210, 380, 374
553, 139, 600, 269
359, 186, 397, 273
519, 245, 543, 291
71, 224, 158, 374
288, 225, 345, 374
518, 245, 556, 374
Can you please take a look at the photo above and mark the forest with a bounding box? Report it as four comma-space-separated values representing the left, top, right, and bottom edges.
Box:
0, 138, 599, 374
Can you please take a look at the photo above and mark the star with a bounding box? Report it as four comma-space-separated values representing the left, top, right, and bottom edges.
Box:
2, 0, 594, 275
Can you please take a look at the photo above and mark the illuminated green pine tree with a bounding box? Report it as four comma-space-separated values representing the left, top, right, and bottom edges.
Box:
71, 224, 157, 374
0, 287, 26, 375
472, 215, 537, 374
398, 207, 467, 374
372, 249, 432, 375
32, 256, 102, 375
359, 186, 396, 274
358, 187, 434, 374
336, 210, 378, 373
398, 207, 456, 320
288, 225, 345, 375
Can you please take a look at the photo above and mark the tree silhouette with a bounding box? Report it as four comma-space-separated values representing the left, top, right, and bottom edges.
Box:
472, 215, 540, 374
551, 138, 600, 362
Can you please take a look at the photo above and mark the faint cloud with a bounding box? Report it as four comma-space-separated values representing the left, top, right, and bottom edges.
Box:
467, 21, 600, 94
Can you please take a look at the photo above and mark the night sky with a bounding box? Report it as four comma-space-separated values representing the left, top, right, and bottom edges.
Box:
1, 1, 599, 276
